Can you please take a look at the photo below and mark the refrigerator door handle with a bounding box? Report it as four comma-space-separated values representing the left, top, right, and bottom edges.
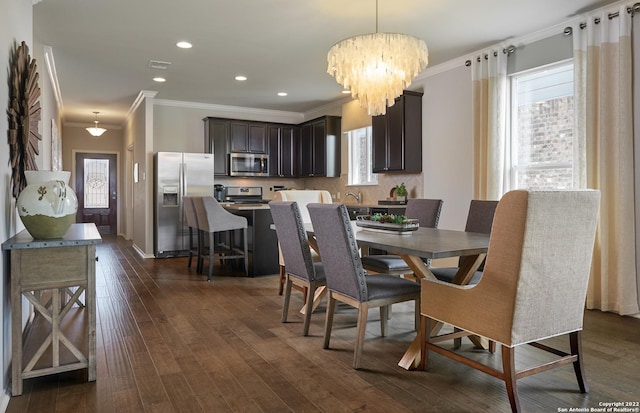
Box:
181, 162, 187, 196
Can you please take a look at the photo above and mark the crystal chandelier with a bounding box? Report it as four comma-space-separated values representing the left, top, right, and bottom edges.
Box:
86, 111, 107, 137
327, 0, 428, 116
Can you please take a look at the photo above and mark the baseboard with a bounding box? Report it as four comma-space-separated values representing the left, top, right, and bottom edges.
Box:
132, 243, 154, 259
1, 387, 11, 413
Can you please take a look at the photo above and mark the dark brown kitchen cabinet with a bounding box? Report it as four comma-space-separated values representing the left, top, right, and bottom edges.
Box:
299, 116, 341, 177
204, 117, 230, 176
268, 124, 299, 177
230, 121, 268, 154
372, 90, 423, 173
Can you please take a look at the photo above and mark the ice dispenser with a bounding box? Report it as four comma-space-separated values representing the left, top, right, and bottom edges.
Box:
162, 185, 179, 207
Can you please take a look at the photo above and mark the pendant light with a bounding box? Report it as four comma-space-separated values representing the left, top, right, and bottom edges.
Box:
86, 111, 107, 137
327, 0, 428, 116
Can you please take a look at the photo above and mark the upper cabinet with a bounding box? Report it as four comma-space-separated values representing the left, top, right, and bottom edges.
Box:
372, 90, 423, 173
204, 117, 230, 176
205, 115, 340, 178
268, 124, 299, 177
230, 121, 268, 154
299, 116, 341, 178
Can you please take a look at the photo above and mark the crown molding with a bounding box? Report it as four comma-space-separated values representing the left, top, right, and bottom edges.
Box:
65, 122, 123, 130
414, 0, 631, 81
153, 98, 305, 124
127, 90, 157, 119
43, 46, 63, 112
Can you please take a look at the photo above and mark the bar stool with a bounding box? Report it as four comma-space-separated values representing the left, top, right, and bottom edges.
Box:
192, 196, 249, 281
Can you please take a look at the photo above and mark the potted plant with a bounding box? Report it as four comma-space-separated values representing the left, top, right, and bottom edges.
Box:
396, 182, 407, 203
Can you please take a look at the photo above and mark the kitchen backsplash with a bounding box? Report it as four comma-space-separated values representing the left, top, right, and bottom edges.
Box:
215, 173, 423, 206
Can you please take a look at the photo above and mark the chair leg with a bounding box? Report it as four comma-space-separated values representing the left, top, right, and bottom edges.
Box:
187, 227, 193, 268
570, 331, 589, 393
414, 297, 420, 331
501, 346, 521, 413
303, 283, 315, 336
243, 228, 249, 277
454, 328, 462, 348
419, 316, 430, 370
379, 306, 388, 337
197, 229, 204, 274
353, 303, 369, 369
207, 232, 215, 281
278, 265, 286, 295
281, 275, 292, 323
323, 294, 336, 349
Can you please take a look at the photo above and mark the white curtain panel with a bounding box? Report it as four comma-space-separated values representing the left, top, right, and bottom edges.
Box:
573, 4, 639, 315
472, 48, 508, 200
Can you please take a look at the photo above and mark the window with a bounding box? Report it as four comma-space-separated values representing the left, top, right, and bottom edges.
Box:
84, 158, 110, 208
347, 126, 378, 185
509, 61, 574, 190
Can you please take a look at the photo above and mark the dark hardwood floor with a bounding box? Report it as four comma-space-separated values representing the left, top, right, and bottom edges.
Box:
7, 235, 640, 413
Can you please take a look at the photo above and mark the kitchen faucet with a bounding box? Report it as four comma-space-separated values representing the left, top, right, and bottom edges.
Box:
345, 191, 362, 205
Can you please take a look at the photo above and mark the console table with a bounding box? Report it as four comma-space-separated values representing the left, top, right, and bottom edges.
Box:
2, 223, 101, 396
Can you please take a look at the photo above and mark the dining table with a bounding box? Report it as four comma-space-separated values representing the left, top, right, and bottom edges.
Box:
305, 222, 491, 370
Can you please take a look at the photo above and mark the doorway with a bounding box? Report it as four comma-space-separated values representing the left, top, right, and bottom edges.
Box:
75, 153, 117, 234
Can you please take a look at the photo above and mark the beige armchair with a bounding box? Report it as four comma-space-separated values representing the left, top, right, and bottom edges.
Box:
419, 190, 600, 413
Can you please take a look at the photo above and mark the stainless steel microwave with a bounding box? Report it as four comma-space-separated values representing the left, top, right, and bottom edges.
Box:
229, 153, 269, 176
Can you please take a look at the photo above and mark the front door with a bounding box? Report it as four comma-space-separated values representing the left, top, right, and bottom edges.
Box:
75, 153, 117, 234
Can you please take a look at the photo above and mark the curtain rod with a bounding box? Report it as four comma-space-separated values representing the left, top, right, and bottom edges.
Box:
464, 45, 515, 67
465, 2, 640, 66
564, 2, 639, 35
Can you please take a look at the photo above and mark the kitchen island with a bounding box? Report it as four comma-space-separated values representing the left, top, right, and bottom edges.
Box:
222, 204, 279, 276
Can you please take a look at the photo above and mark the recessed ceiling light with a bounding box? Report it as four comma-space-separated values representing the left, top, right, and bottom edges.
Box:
277, 92, 288, 97
176, 41, 192, 49
153, 77, 166, 83
235, 75, 247, 81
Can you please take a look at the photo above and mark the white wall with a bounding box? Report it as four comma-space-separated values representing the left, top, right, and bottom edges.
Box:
1, 0, 34, 408
152, 101, 306, 154
412, 65, 474, 231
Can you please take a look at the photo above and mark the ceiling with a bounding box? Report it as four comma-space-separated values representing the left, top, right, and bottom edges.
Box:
33, 0, 621, 127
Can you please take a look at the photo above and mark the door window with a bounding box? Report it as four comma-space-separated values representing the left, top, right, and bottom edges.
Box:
83, 158, 109, 208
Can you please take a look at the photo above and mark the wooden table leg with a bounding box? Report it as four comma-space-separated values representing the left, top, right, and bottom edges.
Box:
397, 253, 489, 369
398, 320, 444, 370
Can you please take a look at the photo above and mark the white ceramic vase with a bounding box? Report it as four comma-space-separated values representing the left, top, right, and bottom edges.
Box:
17, 170, 78, 239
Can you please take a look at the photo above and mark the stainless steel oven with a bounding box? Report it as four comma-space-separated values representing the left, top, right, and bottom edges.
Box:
229, 153, 269, 176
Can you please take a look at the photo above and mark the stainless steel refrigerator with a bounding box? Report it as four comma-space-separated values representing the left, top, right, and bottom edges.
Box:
154, 152, 214, 257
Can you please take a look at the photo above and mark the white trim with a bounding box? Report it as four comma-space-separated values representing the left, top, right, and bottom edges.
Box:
154, 98, 305, 124
0, 389, 10, 413
302, 97, 350, 122
127, 90, 157, 119
43, 46, 63, 111
64, 122, 123, 130
132, 243, 154, 259
415, 0, 631, 81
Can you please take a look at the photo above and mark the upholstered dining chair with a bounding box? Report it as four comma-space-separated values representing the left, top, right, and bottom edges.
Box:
273, 190, 332, 295
308, 203, 421, 369
192, 196, 248, 281
269, 201, 326, 336
182, 196, 200, 271
430, 199, 499, 285
361, 198, 443, 276
419, 190, 600, 413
